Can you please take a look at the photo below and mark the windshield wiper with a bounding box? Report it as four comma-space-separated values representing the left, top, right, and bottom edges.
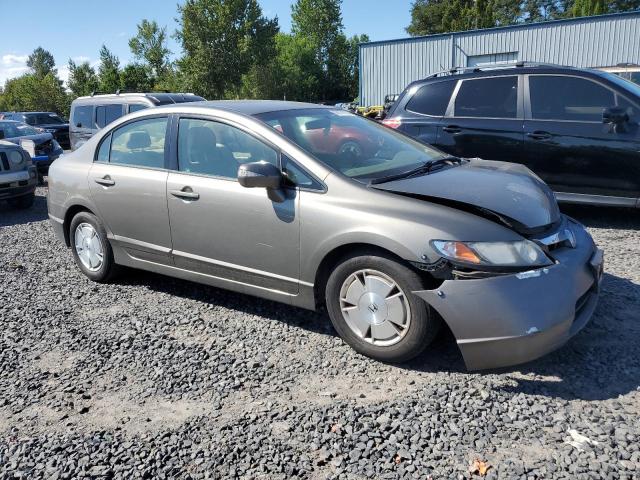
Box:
369, 156, 463, 185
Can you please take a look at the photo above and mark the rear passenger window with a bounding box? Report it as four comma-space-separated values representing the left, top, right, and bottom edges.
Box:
72, 106, 94, 128
529, 76, 615, 122
406, 81, 456, 116
455, 77, 518, 118
110, 117, 167, 169
95, 104, 124, 128
96, 134, 111, 162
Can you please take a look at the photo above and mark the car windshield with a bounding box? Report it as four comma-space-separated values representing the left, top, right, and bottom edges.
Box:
0, 121, 41, 138
255, 108, 445, 181
24, 113, 65, 125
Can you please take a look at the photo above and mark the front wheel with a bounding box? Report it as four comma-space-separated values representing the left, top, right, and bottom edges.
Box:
325, 253, 440, 363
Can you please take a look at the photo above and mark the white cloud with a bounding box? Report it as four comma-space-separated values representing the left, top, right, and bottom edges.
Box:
0, 54, 29, 85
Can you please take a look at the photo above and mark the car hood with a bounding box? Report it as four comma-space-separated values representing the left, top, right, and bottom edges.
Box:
6, 132, 54, 145
372, 158, 561, 234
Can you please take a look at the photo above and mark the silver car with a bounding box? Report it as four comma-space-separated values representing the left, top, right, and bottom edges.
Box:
47, 101, 603, 370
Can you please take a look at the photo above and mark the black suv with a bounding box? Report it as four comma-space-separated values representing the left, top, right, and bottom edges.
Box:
384, 63, 640, 207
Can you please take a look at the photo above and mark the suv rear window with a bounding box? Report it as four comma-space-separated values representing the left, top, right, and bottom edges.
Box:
406, 81, 456, 116
454, 76, 518, 118
529, 75, 615, 122
72, 105, 93, 129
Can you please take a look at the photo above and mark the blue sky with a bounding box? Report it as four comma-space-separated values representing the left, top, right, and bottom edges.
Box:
0, 0, 413, 86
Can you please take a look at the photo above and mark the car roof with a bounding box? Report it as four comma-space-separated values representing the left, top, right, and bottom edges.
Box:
410, 64, 609, 87
13, 111, 58, 115
72, 92, 204, 105
157, 100, 332, 116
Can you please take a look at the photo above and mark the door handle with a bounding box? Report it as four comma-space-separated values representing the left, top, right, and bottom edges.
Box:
170, 188, 200, 200
527, 131, 552, 140
442, 125, 462, 134
94, 176, 115, 187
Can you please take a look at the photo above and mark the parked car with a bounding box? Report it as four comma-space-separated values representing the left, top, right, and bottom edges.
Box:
3, 112, 70, 149
383, 63, 640, 208
48, 101, 602, 370
0, 120, 63, 176
69, 92, 205, 150
0, 140, 38, 208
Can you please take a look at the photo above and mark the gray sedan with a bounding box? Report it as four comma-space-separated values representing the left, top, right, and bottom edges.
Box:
47, 101, 603, 370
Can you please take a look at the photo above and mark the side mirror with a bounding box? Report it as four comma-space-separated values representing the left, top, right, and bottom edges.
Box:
238, 161, 282, 189
603, 107, 629, 125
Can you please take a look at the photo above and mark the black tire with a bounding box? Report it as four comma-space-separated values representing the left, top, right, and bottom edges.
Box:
69, 211, 118, 282
325, 252, 440, 363
8, 193, 35, 209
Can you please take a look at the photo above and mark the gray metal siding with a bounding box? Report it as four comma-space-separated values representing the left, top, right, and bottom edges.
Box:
360, 12, 640, 106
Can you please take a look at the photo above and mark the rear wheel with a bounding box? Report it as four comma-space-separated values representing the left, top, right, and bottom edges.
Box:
325, 253, 440, 363
69, 211, 118, 282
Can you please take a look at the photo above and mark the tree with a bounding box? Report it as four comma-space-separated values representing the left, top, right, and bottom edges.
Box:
572, 0, 606, 16
129, 20, 172, 78
98, 45, 121, 93
120, 63, 154, 92
27, 47, 57, 78
346, 34, 369, 100
2, 74, 70, 116
291, 0, 343, 66
176, 0, 279, 99
67, 60, 99, 97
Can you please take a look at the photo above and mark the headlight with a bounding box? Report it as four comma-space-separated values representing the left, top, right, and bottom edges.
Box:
8, 150, 24, 165
431, 239, 552, 268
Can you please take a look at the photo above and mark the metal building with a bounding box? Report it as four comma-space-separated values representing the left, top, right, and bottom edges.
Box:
359, 11, 640, 106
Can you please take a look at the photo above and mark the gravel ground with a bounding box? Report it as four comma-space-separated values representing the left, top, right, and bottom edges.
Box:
1, 187, 639, 479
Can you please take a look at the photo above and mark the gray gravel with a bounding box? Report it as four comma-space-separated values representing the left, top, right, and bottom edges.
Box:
1, 187, 639, 479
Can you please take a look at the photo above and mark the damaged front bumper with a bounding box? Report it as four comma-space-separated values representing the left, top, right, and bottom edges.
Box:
414, 222, 603, 371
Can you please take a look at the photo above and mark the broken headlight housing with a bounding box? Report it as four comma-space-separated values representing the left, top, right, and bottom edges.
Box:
431, 240, 552, 268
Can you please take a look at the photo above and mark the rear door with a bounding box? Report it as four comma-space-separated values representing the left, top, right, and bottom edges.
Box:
523, 74, 640, 199
70, 105, 94, 150
395, 80, 456, 145
435, 75, 524, 162
88, 115, 173, 265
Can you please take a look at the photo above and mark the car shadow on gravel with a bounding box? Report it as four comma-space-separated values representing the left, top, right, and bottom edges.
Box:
0, 193, 48, 227
561, 204, 640, 230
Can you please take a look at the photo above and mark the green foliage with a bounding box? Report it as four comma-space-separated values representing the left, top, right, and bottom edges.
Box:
98, 45, 121, 93
176, 0, 279, 99
2, 73, 70, 116
27, 47, 57, 78
120, 64, 154, 92
572, 0, 605, 16
67, 60, 99, 97
129, 20, 172, 78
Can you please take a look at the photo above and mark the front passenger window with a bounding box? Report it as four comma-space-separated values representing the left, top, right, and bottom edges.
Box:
177, 118, 278, 179
110, 117, 167, 169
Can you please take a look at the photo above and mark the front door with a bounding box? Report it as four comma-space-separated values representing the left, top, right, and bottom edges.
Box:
523, 74, 640, 199
166, 117, 300, 295
88, 116, 172, 264
435, 75, 524, 162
